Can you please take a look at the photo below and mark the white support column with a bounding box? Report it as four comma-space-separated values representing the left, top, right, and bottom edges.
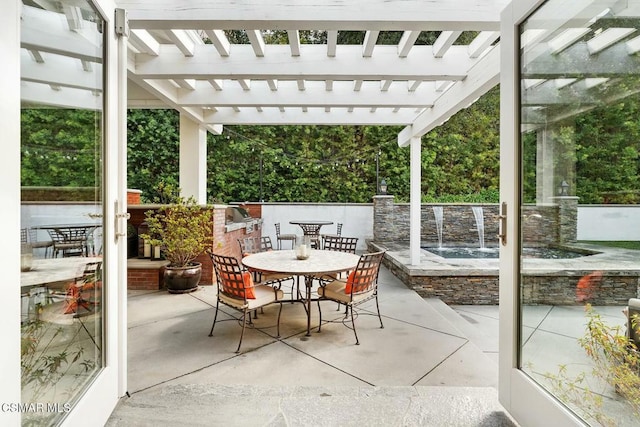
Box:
179, 113, 207, 203
536, 129, 555, 203
409, 135, 422, 265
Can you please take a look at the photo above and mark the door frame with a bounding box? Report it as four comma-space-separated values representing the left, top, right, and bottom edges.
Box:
499, 1, 585, 425
0, 0, 127, 424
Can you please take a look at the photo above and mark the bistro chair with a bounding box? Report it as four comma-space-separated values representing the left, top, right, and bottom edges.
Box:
48, 228, 87, 258
208, 251, 284, 353
322, 235, 358, 253
29, 228, 54, 258
63, 261, 102, 316
274, 223, 296, 250
238, 236, 297, 300
316, 251, 385, 345
320, 223, 343, 245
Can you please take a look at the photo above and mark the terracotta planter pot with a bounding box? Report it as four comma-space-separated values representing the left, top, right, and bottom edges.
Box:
164, 262, 201, 294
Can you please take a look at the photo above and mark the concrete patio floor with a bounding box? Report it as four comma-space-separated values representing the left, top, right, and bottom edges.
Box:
107, 264, 516, 426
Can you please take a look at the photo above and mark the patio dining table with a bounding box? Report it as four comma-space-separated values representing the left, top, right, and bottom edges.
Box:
242, 249, 359, 337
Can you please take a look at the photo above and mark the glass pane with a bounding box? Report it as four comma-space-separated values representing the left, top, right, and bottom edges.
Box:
520, 2, 640, 425
20, 1, 104, 425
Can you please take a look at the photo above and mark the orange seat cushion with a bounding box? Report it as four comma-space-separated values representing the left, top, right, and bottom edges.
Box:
219, 270, 256, 299
345, 268, 376, 294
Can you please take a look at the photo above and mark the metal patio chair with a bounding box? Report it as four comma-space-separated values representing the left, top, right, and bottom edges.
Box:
274, 223, 296, 249
316, 251, 385, 345
322, 235, 358, 253
238, 236, 297, 299
208, 252, 284, 353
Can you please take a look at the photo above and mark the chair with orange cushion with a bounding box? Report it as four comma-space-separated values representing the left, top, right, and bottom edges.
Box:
63, 261, 102, 315
316, 251, 385, 345
238, 236, 296, 299
208, 251, 284, 353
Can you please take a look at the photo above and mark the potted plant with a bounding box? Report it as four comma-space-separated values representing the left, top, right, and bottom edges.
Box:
142, 194, 213, 293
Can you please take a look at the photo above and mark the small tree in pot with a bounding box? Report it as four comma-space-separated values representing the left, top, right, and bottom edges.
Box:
142, 192, 213, 293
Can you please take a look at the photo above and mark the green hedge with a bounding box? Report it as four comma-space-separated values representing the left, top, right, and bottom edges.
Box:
21, 187, 100, 202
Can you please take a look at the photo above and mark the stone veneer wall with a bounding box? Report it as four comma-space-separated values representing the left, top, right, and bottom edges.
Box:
373, 195, 575, 247
522, 273, 639, 306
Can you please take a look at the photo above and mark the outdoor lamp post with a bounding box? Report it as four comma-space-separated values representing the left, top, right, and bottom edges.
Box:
379, 179, 388, 195
559, 180, 569, 196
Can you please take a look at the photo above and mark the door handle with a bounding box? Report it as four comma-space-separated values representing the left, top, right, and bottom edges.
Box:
497, 202, 507, 246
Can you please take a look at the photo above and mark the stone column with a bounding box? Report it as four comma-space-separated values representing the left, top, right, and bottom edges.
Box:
552, 196, 578, 244
373, 195, 394, 242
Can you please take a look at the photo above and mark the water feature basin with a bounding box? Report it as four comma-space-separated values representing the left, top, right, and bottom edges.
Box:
421, 246, 598, 259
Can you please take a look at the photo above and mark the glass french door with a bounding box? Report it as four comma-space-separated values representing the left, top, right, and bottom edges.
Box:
502, 0, 640, 425
20, 1, 108, 425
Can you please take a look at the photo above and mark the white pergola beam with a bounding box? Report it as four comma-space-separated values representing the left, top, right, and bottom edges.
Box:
203, 108, 416, 125
433, 31, 462, 58
176, 80, 439, 107
134, 45, 475, 80
167, 29, 196, 56
587, 28, 635, 55
21, 49, 101, 91
363, 30, 380, 57
468, 31, 499, 58
246, 29, 266, 57
287, 30, 301, 56
399, 45, 500, 146
129, 29, 160, 55
21, 81, 102, 110
398, 31, 421, 57
21, 5, 101, 62
204, 30, 230, 56
327, 30, 337, 57
119, 0, 506, 31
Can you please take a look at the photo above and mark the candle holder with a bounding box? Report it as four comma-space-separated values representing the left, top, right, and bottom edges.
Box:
21, 243, 33, 272
295, 235, 311, 260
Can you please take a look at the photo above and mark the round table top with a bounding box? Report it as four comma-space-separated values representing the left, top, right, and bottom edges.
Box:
289, 220, 334, 226
242, 249, 359, 275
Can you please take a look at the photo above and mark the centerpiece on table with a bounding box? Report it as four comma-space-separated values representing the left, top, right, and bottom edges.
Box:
142, 194, 213, 294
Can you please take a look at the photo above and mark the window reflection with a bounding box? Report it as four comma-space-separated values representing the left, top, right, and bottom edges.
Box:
20, 0, 104, 425
519, 1, 640, 425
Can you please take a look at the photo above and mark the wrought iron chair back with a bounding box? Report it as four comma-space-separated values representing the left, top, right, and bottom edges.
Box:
238, 236, 262, 257
47, 228, 87, 257
316, 251, 385, 345
322, 235, 358, 253
208, 251, 283, 353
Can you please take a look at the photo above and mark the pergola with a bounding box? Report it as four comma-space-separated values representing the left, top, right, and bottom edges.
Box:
24, 0, 640, 263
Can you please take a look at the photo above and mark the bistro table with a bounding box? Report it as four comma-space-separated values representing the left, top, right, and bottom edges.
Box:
242, 249, 359, 336
36, 223, 102, 257
21, 257, 102, 324
289, 220, 333, 248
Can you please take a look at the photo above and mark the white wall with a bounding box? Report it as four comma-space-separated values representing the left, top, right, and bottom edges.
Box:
260, 203, 374, 250
577, 205, 640, 241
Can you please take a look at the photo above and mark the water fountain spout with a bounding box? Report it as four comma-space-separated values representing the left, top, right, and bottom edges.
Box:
471, 206, 485, 249
432, 206, 444, 248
